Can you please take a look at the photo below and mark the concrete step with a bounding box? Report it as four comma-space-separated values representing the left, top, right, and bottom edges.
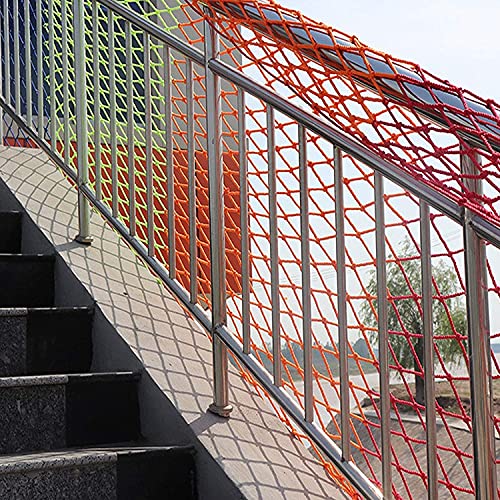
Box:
0, 446, 196, 500
0, 372, 141, 454
0, 307, 93, 376
0, 211, 22, 253
0, 254, 54, 307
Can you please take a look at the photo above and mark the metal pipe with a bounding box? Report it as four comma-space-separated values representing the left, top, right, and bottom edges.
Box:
13, 0, 20, 114
24, 0, 32, 126
299, 124, 313, 422
0, 0, 3, 141
187, 58, 198, 304
92, 0, 102, 200
72, 0, 92, 244
420, 200, 438, 500
204, 8, 231, 418
3, 0, 10, 108
108, 9, 118, 218
238, 88, 251, 355
48, 0, 56, 150
267, 105, 282, 387
462, 151, 497, 500
36, 0, 43, 137
374, 171, 392, 498
164, 44, 176, 279
125, 22, 136, 236
471, 216, 500, 250
334, 145, 350, 460
61, 0, 70, 164
144, 33, 154, 258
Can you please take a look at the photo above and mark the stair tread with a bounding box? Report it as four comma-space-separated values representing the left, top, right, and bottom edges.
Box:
0, 449, 117, 473
0, 372, 140, 388
0, 253, 53, 259
0, 306, 93, 316
0, 445, 191, 473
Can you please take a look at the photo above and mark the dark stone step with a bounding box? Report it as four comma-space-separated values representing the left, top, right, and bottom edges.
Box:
0, 446, 196, 500
0, 372, 141, 454
0, 254, 54, 307
0, 212, 22, 254
117, 447, 197, 500
0, 307, 94, 376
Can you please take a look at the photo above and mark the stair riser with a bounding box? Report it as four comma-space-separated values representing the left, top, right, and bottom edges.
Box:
117, 449, 197, 500
0, 378, 140, 454
0, 212, 22, 254
0, 310, 93, 377
0, 463, 116, 500
0, 449, 196, 500
0, 258, 54, 307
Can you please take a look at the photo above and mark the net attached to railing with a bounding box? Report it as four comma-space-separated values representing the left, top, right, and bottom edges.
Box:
175, 2, 499, 498
2, 0, 500, 498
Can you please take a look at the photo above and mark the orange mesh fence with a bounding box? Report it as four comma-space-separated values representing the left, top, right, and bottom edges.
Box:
174, 1, 500, 497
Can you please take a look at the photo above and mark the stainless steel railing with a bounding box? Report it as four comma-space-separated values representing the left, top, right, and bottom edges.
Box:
0, 1, 498, 498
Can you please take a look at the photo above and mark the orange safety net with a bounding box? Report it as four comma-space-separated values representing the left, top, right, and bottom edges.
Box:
171, 1, 500, 498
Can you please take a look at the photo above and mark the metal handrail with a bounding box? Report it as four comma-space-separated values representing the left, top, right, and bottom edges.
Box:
0, 0, 497, 498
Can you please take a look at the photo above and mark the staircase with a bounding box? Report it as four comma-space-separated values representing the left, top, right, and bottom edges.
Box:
0, 210, 197, 499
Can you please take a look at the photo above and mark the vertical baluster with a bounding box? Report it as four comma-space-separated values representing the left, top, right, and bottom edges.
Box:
92, 0, 102, 200
299, 124, 313, 422
462, 150, 496, 500
267, 105, 282, 387
420, 200, 438, 499
144, 33, 154, 257
187, 58, 197, 304
61, 0, 70, 162
125, 21, 135, 236
205, 8, 231, 418
24, 0, 32, 127
3, 0, 10, 114
334, 146, 350, 459
164, 45, 175, 279
374, 171, 392, 498
73, 0, 91, 244
0, 0, 4, 141
48, 0, 56, 150
36, 0, 43, 137
238, 88, 251, 355
13, 0, 20, 114
108, 8, 118, 217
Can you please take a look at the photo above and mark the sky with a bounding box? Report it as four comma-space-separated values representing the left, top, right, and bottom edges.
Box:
279, 0, 500, 102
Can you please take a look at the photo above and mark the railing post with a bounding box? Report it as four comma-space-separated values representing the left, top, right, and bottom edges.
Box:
204, 8, 232, 418
461, 148, 496, 500
73, 0, 92, 245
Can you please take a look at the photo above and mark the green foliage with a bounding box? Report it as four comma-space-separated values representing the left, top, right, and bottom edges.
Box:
360, 238, 466, 372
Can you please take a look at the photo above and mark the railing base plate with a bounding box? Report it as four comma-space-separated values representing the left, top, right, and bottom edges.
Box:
208, 403, 233, 418
75, 234, 93, 245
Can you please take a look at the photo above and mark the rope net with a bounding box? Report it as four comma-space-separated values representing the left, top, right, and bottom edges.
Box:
2, 0, 499, 497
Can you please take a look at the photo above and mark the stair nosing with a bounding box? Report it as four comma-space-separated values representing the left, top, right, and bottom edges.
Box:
0, 372, 140, 388
0, 306, 94, 317
0, 253, 54, 260
0, 449, 118, 474
0, 445, 193, 475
